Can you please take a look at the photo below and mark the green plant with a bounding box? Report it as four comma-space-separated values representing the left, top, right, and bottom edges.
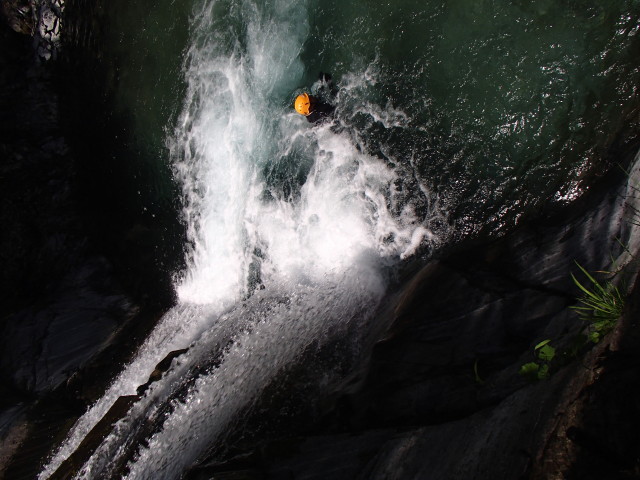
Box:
473, 359, 484, 385
519, 339, 556, 381
570, 262, 624, 343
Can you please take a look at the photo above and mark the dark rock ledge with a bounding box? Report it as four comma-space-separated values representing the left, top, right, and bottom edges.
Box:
184, 149, 640, 480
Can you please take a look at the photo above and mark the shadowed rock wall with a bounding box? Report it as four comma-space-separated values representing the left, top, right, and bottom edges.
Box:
186, 150, 640, 480
0, 5, 179, 478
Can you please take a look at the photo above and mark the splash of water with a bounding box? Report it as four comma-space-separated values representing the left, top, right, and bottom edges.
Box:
40, 0, 436, 477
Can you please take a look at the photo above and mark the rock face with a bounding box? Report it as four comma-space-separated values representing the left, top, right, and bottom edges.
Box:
0, 18, 129, 398
1, 0, 35, 35
1, 0, 65, 60
35, 0, 64, 61
186, 150, 640, 480
0, 9, 176, 480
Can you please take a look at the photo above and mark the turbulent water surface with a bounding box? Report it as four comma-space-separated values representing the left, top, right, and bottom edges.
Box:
41, 0, 639, 478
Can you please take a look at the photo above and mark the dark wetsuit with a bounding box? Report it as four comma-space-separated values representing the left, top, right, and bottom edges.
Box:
306, 100, 335, 124
305, 72, 336, 123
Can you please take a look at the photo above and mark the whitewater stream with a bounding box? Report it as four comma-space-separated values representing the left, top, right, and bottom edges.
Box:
40, 0, 639, 478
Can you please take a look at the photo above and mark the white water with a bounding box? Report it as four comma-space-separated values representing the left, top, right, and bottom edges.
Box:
40, 0, 437, 478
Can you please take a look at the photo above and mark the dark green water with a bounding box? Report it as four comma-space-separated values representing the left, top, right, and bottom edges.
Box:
74, 0, 640, 246
304, 0, 640, 235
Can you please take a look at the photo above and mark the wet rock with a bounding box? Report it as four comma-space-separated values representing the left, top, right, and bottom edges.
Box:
0, 18, 136, 396
1, 0, 65, 61
35, 0, 64, 61
186, 151, 640, 479
49, 395, 139, 480
0, 11, 173, 479
0, 0, 35, 35
0, 269, 134, 392
22, 347, 191, 480
0, 405, 29, 475
527, 283, 640, 480
137, 348, 189, 395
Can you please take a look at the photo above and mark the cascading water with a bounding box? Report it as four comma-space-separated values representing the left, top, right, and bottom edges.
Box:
37, 0, 640, 477
39, 0, 437, 478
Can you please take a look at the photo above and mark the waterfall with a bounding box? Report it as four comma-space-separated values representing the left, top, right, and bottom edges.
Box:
39, 0, 434, 477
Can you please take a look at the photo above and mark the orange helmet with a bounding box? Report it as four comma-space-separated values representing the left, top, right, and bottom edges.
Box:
294, 93, 312, 116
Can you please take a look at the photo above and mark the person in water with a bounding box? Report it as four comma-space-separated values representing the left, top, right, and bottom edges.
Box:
294, 72, 336, 123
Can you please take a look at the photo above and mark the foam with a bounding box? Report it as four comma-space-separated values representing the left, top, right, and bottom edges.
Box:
40, 0, 440, 476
